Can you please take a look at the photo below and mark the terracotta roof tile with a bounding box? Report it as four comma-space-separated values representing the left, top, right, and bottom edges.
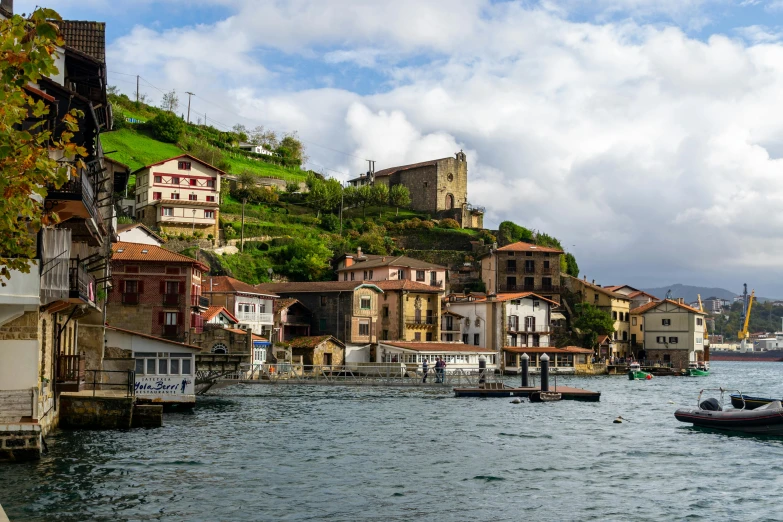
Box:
201, 306, 238, 323
380, 341, 495, 353
59, 21, 106, 62
562, 275, 630, 300
274, 298, 300, 313
255, 281, 383, 294
336, 254, 447, 272
131, 153, 227, 176
497, 242, 564, 254
361, 157, 451, 180
630, 299, 704, 315
205, 276, 278, 297
112, 242, 207, 270
471, 292, 558, 306
373, 280, 443, 293
287, 335, 343, 349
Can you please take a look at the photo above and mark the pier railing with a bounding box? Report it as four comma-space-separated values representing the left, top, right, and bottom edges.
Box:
218, 364, 507, 388
84, 369, 136, 397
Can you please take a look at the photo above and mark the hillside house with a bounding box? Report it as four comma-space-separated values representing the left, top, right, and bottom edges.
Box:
133, 154, 223, 238
238, 142, 272, 156
116, 223, 165, 246
203, 276, 277, 338
335, 248, 448, 291
373, 280, 444, 342
255, 281, 384, 364
346, 151, 484, 228
562, 275, 631, 358
481, 242, 564, 303
604, 285, 659, 310
106, 242, 210, 343
630, 299, 707, 368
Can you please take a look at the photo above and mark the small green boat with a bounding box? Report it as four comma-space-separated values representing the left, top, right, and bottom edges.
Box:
686, 362, 709, 376
628, 362, 653, 380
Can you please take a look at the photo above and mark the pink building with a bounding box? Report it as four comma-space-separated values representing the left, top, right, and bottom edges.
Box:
335, 248, 448, 291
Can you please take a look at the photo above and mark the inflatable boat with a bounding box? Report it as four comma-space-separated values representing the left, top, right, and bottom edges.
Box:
675, 389, 783, 435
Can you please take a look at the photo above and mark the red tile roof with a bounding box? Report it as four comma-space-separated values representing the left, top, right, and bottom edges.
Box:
627, 290, 659, 300
287, 335, 344, 349
337, 254, 447, 272
59, 20, 106, 62
471, 292, 559, 306
255, 281, 383, 294
496, 242, 564, 254
597, 335, 612, 345
380, 342, 495, 353
631, 299, 704, 315
201, 306, 238, 323
369, 157, 450, 179
373, 280, 443, 293
130, 153, 227, 176
274, 298, 300, 313
112, 242, 208, 271
562, 275, 630, 300
205, 276, 278, 298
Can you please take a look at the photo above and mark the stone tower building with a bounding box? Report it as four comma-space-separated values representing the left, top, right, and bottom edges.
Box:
348, 151, 484, 228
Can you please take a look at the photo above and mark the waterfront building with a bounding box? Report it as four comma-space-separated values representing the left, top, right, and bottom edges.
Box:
287, 335, 345, 368
106, 242, 209, 343
603, 285, 659, 310
255, 281, 383, 363
345, 151, 484, 228
377, 342, 497, 371
0, 14, 124, 460
104, 326, 199, 407
630, 298, 707, 368
132, 154, 223, 239
446, 292, 557, 372
204, 276, 277, 338
503, 346, 594, 374
562, 275, 631, 358
440, 309, 465, 342
480, 242, 563, 303
274, 299, 312, 343
335, 247, 448, 292
190, 305, 269, 363
372, 280, 444, 342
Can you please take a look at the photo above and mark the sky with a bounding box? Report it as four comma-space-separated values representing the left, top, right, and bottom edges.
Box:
17, 0, 783, 296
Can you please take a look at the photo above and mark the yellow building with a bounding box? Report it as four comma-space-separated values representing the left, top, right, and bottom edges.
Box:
375, 280, 443, 342
561, 275, 632, 357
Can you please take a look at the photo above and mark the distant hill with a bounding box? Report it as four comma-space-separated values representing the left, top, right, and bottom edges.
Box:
640, 284, 738, 304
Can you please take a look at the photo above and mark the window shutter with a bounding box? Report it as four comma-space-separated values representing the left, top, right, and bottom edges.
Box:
138, 281, 144, 294
158, 311, 164, 324
179, 282, 185, 294
160, 281, 166, 293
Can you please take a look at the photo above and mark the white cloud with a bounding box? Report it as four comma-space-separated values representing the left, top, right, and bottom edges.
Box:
101, 1, 783, 294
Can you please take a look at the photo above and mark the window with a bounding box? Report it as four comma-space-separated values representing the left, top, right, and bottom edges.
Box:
398, 269, 405, 280
153, 192, 162, 200
462, 334, 469, 344
622, 331, 628, 341
697, 337, 702, 344
166, 281, 179, 294
178, 161, 192, 170
383, 305, 389, 318
613, 332, 618, 340
363, 270, 368, 280
360, 296, 371, 310
474, 334, 480, 346
189, 178, 197, 186
662, 319, 671, 326
416, 270, 425, 281
189, 194, 197, 201
526, 252, 533, 257
343, 273, 347, 281
165, 267, 180, 275
162, 207, 173, 216
206, 196, 215, 202
154, 176, 162, 183
350, 272, 355, 281
319, 317, 327, 331
369, 270, 374, 279
543, 260, 550, 269
359, 322, 370, 336
164, 312, 178, 325
594, 293, 599, 303
612, 311, 618, 320
204, 210, 215, 219
170, 193, 180, 200
426, 332, 433, 341
507, 260, 517, 271
656, 336, 666, 343
382, 330, 389, 340
632, 317, 637, 326
171, 177, 179, 184
669, 337, 679, 343
697, 318, 703, 326
414, 332, 421, 341
319, 296, 327, 306
206, 179, 215, 188
136, 194, 140, 203
525, 260, 534, 272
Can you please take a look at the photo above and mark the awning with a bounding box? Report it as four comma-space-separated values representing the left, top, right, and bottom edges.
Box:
551, 312, 566, 321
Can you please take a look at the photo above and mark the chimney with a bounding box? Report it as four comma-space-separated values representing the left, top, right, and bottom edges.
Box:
678, 298, 684, 304
592, 279, 595, 285
357, 246, 362, 258
344, 256, 354, 268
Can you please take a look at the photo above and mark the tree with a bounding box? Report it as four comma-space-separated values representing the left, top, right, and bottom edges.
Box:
160, 90, 179, 113
0, 8, 86, 285
357, 184, 373, 217
564, 253, 579, 277
573, 303, 615, 349
370, 183, 389, 216
343, 185, 360, 208
277, 132, 307, 166
285, 181, 299, 194
388, 184, 411, 216
148, 112, 184, 143
498, 220, 533, 245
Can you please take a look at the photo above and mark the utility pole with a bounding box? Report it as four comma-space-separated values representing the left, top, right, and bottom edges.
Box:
240, 197, 247, 252
136, 75, 139, 104
339, 182, 344, 236
185, 91, 194, 123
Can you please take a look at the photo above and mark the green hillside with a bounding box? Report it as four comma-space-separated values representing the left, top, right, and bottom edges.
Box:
101, 128, 183, 171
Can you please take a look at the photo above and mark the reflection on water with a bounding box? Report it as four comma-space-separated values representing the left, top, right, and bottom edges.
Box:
1, 362, 783, 521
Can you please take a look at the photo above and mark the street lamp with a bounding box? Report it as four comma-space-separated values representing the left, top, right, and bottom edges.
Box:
267, 267, 273, 282
191, 209, 196, 234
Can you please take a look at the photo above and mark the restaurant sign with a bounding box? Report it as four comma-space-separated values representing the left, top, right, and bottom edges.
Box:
135, 376, 194, 396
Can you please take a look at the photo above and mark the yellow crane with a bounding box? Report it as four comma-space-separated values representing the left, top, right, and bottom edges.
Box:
738, 285, 755, 352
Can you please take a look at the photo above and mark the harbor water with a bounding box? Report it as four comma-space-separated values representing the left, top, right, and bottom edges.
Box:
2, 361, 783, 521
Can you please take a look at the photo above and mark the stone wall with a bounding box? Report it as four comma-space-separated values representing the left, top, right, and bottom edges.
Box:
394, 229, 475, 251
162, 237, 215, 253
0, 311, 38, 341
0, 424, 41, 462
59, 393, 134, 430
645, 349, 689, 370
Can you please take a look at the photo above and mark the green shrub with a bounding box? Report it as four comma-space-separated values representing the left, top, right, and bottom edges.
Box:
419, 220, 435, 230
320, 213, 339, 232
148, 112, 184, 143
439, 218, 460, 229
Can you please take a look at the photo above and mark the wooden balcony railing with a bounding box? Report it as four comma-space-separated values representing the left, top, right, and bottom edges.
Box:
499, 284, 560, 293
57, 352, 85, 383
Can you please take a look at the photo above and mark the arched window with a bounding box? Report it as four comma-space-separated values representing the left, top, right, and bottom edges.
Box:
211, 343, 227, 354
445, 194, 454, 209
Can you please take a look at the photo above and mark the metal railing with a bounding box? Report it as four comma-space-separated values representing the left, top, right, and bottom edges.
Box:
163, 293, 181, 306
499, 284, 560, 293
405, 315, 437, 326
69, 259, 96, 305
46, 162, 104, 227
429, 280, 443, 287
84, 369, 135, 397
191, 294, 210, 308
236, 312, 274, 323
507, 325, 552, 333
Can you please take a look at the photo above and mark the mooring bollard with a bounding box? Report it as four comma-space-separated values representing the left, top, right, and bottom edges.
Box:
521, 353, 529, 388
540, 353, 550, 392
478, 355, 487, 386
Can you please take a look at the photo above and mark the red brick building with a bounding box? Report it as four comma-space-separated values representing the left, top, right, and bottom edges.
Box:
106, 242, 209, 343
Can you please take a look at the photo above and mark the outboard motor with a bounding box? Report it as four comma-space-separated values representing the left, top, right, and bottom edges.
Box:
699, 398, 722, 411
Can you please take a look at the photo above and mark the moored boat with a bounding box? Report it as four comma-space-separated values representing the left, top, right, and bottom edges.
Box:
529, 391, 562, 402
687, 362, 709, 376
628, 362, 652, 380
675, 388, 783, 435
730, 394, 783, 410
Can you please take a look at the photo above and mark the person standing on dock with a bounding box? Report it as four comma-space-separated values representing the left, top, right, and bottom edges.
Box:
422, 358, 429, 383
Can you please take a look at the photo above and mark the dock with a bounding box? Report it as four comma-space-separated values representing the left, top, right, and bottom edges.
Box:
453, 383, 601, 401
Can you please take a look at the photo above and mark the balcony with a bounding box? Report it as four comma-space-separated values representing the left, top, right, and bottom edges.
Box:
69, 259, 96, 307
163, 293, 181, 306
506, 325, 552, 334
499, 284, 560, 293
45, 160, 104, 231
56, 352, 86, 392
283, 315, 311, 325
506, 340, 551, 348
429, 280, 443, 287
122, 292, 139, 305
236, 312, 274, 324
405, 315, 438, 328
191, 294, 210, 309
162, 325, 183, 341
